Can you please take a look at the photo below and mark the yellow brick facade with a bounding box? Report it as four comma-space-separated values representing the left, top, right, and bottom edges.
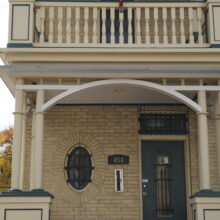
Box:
22, 105, 219, 220
1, 1, 220, 220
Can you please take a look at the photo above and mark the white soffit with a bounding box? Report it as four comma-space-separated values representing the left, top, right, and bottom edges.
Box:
1, 65, 220, 79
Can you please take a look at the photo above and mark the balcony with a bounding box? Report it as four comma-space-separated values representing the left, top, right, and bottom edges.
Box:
32, 2, 208, 48
8, 0, 220, 49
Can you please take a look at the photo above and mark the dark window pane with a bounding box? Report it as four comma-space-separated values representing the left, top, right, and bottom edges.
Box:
65, 146, 92, 190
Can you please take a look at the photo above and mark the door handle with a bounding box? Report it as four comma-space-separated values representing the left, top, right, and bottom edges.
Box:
142, 179, 149, 183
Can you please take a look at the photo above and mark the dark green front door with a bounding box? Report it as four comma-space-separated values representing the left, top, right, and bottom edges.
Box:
141, 141, 187, 220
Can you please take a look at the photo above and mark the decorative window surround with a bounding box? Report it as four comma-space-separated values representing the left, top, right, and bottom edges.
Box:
52, 132, 105, 203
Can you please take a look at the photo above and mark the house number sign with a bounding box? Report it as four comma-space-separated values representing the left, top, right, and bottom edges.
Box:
108, 155, 129, 165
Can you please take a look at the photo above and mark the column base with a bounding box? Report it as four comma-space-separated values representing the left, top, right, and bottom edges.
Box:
0, 189, 54, 220
190, 190, 220, 220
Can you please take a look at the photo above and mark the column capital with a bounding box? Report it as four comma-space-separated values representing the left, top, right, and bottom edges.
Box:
196, 111, 208, 116
13, 112, 24, 116
34, 111, 45, 115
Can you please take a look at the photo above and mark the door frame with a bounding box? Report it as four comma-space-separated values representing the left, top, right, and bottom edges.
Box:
139, 135, 192, 220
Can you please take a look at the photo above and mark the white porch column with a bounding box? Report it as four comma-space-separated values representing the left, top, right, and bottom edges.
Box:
19, 93, 27, 190
30, 109, 36, 190
33, 90, 45, 189
215, 80, 220, 185
11, 78, 24, 189
197, 90, 210, 190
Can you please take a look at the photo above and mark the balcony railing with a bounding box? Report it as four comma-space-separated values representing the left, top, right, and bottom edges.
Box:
33, 2, 208, 48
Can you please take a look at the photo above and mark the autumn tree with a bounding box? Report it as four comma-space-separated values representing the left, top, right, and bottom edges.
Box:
0, 128, 13, 191
0, 127, 13, 146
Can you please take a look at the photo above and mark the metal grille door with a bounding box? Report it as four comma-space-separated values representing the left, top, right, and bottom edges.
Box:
141, 141, 187, 220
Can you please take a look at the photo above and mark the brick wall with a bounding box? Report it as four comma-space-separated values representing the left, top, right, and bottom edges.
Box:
43, 106, 140, 220
23, 105, 219, 220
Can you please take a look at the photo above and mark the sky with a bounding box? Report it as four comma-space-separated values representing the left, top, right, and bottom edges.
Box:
0, 0, 15, 131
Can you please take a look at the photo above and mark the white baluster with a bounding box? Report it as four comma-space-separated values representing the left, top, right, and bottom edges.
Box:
197, 7, 203, 44
39, 7, 45, 44
119, 10, 124, 44
66, 7, 71, 43
162, 8, 168, 45
180, 8, 185, 44
171, 8, 176, 44
75, 7, 80, 44
102, 8, 106, 44
84, 7, 89, 43
136, 8, 141, 44
110, 8, 115, 44
57, 7, 63, 43
93, 8, 98, 44
48, 7, 54, 44
145, 8, 150, 45
154, 8, 159, 44
128, 8, 132, 44
188, 8, 194, 44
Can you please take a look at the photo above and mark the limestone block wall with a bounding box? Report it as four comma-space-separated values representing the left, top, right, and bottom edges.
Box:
23, 105, 219, 220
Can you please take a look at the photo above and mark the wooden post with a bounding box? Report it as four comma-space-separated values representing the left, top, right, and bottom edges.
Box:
197, 90, 210, 190
11, 79, 24, 189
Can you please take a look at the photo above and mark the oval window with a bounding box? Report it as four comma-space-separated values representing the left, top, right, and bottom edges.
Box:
65, 146, 93, 190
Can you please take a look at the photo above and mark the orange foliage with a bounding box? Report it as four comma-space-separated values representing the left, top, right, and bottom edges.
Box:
0, 128, 13, 147
0, 128, 12, 191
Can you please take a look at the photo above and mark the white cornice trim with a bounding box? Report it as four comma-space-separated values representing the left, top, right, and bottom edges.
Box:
16, 85, 220, 92
2, 65, 220, 79
1, 48, 220, 64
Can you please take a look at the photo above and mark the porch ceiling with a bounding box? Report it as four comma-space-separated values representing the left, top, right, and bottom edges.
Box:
45, 84, 195, 105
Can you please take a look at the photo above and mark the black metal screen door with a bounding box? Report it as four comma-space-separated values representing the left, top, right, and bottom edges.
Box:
141, 141, 187, 220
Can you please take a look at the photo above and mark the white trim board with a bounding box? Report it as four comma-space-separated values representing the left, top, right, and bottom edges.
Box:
40, 79, 202, 112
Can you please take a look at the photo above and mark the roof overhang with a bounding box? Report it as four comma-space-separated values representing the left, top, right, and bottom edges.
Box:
1, 64, 220, 97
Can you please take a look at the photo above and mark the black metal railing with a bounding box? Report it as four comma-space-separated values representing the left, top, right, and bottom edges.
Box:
139, 114, 187, 135
155, 156, 173, 217
65, 146, 93, 190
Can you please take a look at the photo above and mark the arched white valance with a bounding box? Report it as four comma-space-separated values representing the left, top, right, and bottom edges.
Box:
41, 79, 202, 112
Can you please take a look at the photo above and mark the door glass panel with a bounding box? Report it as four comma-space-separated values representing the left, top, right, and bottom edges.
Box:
155, 156, 173, 217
